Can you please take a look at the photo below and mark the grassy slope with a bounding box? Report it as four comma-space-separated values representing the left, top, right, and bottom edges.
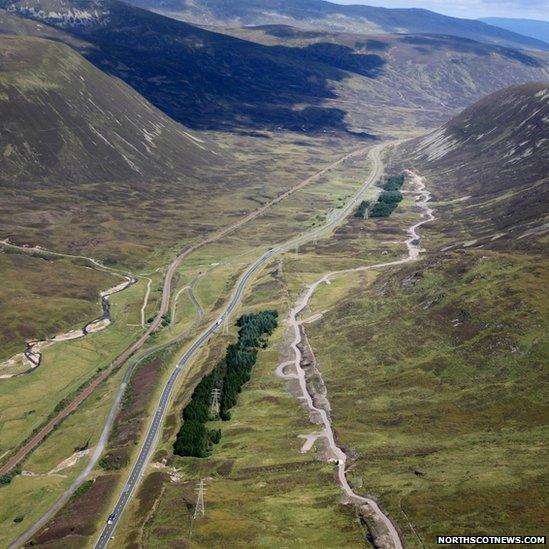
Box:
221, 28, 548, 126
294, 93, 549, 542
0, 34, 215, 184
119, 141, 548, 546
0, 275, 146, 458
0, 131, 372, 548
2, 5, 547, 140
0, 251, 117, 362
307, 249, 548, 542
114, 283, 363, 549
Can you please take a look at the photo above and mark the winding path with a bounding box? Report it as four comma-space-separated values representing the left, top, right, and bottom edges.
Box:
277, 171, 434, 548
0, 144, 372, 479
171, 272, 204, 330
6, 142, 382, 548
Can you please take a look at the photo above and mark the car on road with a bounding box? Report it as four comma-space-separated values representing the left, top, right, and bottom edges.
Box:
107, 512, 116, 525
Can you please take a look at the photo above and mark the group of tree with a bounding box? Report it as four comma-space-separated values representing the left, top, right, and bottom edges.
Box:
219, 311, 278, 420
370, 174, 405, 218
173, 364, 223, 458
354, 200, 369, 218
173, 310, 278, 458
353, 174, 406, 219
383, 174, 405, 191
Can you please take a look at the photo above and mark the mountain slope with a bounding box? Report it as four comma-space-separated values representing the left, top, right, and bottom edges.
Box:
1, 1, 547, 136
0, 1, 354, 133
480, 17, 549, 45
402, 82, 549, 251
125, 0, 549, 51
265, 83, 549, 546
0, 33, 229, 269
0, 34, 216, 184
227, 27, 549, 132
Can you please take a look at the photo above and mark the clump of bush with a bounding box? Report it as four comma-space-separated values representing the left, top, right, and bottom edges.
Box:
0, 466, 21, 487
99, 451, 128, 470
354, 200, 369, 218
353, 174, 406, 219
71, 479, 94, 500
370, 174, 405, 217
173, 311, 278, 458
161, 313, 171, 327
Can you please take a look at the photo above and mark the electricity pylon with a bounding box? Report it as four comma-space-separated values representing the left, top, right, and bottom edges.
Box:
193, 479, 206, 519
210, 388, 221, 419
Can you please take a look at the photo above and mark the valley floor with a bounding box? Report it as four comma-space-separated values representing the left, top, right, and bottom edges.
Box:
2, 137, 547, 549
112, 157, 547, 548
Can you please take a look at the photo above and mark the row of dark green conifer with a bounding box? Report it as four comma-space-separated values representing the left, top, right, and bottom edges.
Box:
353, 174, 406, 218
173, 310, 278, 457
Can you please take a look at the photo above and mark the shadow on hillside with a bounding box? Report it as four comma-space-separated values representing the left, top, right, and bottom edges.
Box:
62, 4, 383, 135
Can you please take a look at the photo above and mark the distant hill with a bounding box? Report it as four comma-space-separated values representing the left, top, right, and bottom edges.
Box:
1, 1, 547, 136
0, 34, 216, 184
123, 0, 549, 52
479, 17, 549, 45
403, 82, 549, 251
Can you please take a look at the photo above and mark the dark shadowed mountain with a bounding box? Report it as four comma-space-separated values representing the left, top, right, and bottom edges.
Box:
402, 82, 549, 251
479, 18, 549, 45
226, 27, 549, 132
0, 1, 360, 133
1, 0, 547, 136
0, 34, 217, 185
124, 0, 549, 52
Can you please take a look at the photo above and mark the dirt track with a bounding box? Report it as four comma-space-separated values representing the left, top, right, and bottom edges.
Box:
278, 172, 434, 549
